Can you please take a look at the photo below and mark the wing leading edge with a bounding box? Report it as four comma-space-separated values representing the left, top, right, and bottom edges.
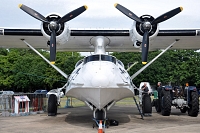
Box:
0, 28, 200, 52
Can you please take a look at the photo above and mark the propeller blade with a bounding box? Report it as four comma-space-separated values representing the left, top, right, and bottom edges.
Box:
57, 5, 88, 24
142, 31, 149, 64
151, 7, 183, 24
114, 3, 142, 23
18, 4, 48, 23
50, 30, 56, 64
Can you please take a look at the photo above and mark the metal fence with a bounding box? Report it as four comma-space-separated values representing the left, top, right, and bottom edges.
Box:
0, 93, 47, 114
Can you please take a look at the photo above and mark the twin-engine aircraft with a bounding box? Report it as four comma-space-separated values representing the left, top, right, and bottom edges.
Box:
0, 3, 200, 121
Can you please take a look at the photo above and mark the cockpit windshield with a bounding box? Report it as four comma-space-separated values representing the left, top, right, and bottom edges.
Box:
84, 54, 116, 64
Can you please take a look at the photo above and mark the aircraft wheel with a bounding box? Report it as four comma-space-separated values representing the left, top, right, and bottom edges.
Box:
188, 91, 199, 117
95, 110, 104, 120
48, 94, 57, 116
142, 94, 152, 114
161, 90, 171, 116
180, 107, 187, 113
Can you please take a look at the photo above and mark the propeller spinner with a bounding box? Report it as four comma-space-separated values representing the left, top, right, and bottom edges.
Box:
19, 4, 88, 64
114, 3, 183, 64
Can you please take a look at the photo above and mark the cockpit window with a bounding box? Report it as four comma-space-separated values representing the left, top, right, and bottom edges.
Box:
84, 55, 99, 64
101, 55, 116, 64
83, 54, 116, 64
75, 59, 83, 68
117, 60, 124, 68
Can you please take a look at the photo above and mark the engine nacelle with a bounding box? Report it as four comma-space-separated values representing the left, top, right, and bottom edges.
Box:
41, 13, 70, 45
129, 15, 159, 47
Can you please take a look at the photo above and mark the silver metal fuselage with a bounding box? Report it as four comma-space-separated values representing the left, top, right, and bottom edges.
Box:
65, 54, 136, 110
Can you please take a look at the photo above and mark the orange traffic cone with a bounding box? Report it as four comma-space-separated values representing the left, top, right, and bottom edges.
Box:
98, 120, 103, 133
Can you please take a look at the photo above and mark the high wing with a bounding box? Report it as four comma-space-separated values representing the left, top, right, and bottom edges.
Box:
1, 4, 200, 64
0, 28, 200, 52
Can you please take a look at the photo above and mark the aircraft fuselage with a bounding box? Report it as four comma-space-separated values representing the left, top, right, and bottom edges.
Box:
65, 54, 136, 110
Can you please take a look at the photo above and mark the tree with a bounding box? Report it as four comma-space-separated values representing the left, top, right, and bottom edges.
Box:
0, 48, 83, 92
0, 48, 200, 91
112, 50, 200, 87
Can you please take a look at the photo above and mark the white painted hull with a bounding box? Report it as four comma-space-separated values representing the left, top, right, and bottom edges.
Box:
65, 60, 136, 110
66, 86, 134, 109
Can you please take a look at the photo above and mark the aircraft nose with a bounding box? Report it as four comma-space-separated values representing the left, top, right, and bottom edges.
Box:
91, 73, 109, 87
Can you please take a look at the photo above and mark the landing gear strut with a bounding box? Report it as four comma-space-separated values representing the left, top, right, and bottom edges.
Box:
93, 108, 108, 129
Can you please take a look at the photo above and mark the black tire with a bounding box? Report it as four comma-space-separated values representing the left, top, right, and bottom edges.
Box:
142, 94, 152, 114
188, 91, 199, 117
161, 90, 171, 116
48, 94, 57, 116
95, 110, 104, 120
180, 107, 187, 113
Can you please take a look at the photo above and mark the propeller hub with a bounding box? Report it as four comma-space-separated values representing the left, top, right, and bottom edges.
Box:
49, 21, 58, 30
143, 21, 151, 30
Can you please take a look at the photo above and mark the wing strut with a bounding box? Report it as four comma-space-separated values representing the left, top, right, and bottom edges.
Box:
21, 39, 68, 79
131, 40, 179, 79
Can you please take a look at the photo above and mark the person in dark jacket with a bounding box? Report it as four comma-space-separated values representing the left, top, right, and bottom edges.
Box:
142, 82, 149, 93
157, 82, 162, 98
157, 82, 162, 89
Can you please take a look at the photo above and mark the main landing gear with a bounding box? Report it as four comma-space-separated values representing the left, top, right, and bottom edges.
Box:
48, 94, 57, 116
136, 92, 152, 119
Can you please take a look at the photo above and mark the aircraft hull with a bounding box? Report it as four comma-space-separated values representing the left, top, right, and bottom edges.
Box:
66, 86, 134, 109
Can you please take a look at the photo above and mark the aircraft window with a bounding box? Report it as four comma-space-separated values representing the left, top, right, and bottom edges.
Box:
84, 55, 100, 64
117, 60, 124, 68
101, 55, 116, 64
75, 68, 81, 74
119, 68, 124, 74
75, 59, 83, 68
83, 54, 116, 64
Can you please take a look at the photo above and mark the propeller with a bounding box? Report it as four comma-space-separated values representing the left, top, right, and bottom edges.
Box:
19, 4, 88, 64
114, 3, 183, 64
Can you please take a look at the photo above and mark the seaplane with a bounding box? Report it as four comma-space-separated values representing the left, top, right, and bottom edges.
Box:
0, 3, 200, 122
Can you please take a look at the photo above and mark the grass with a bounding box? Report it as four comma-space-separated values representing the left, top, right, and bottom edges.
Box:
59, 97, 85, 108
59, 97, 141, 108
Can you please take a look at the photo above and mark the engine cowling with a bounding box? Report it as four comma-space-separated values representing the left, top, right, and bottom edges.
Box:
41, 13, 70, 45
130, 15, 159, 48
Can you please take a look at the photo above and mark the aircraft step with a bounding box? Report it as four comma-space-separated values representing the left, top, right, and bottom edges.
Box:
133, 96, 144, 120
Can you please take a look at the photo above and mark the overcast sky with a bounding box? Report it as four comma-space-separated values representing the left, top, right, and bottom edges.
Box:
0, 0, 200, 29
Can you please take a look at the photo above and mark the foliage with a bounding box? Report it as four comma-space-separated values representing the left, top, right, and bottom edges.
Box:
0, 48, 200, 92
112, 50, 200, 87
0, 48, 83, 92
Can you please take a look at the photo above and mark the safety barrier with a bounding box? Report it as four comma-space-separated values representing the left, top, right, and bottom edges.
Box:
0, 93, 47, 116
14, 93, 47, 113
